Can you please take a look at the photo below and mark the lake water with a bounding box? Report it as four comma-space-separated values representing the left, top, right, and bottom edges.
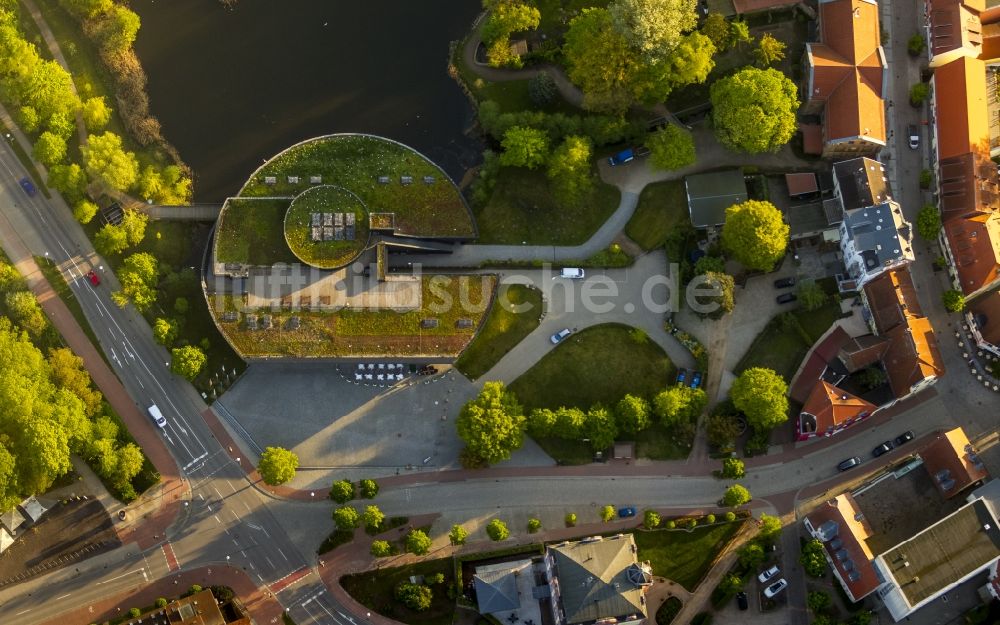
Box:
132, 0, 483, 202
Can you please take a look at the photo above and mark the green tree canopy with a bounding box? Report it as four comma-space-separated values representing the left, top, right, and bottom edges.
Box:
73, 199, 99, 224
94, 5, 140, 53
329, 479, 355, 503
448, 524, 468, 545
395, 582, 432, 611
95, 224, 129, 257
754, 33, 786, 66
257, 446, 298, 486
333, 505, 360, 530
119, 209, 148, 248
584, 406, 618, 451
644, 509, 661, 528
653, 386, 707, 426
370, 540, 392, 557
720, 457, 745, 479
170, 345, 205, 381
32, 131, 67, 167
112, 252, 158, 311
547, 135, 594, 206
359, 478, 379, 498
47, 163, 88, 206
5, 290, 48, 340
487, 518, 510, 541
916, 204, 941, 240
81, 96, 111, 131
800, 538, 827, 577
722, 483, 752, 506
721, 200, 789, 271
500, 126, 550, 169
362, 504, 385, 530
152, 317, 178, 347
608, 0, 699, 60
710, 67, 799, 153
615, 394, 651, 434
563, 9, 635, 112
456, 381, 525, 465
81, 131, 139, 192
661, 31, 716, 90
701, 13, 731, 49
797, 280, 828, 312
406, 529, 432, 554
600, 505, 615, 522
647, 124, 695, 171
942, 289, 966, 312
738, 542, 766, 569
693, 270, 735, 318
730, 367, 789, 431
48, 347, 102, 418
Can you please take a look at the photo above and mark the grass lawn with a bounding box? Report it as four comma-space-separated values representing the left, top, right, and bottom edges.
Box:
215, 198, 298, 266
341, 559, 455, 625
238, 135, 474, 239
736, 301, 843, 382
625, 180, 691, 251
509, 323, 675, 410
634, 520, 744, 591
636, 423, 693, 460
455, 283, 543, 380
475, 167, 620, 245
216, 275, 496, 358
284, 186, 369, 268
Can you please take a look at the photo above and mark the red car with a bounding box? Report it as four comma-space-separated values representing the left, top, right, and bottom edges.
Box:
86, 270, 100, 286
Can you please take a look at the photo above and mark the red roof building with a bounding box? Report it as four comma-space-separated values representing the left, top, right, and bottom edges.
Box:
802, 0, 887, 159
797, 381, 878, 440
804, 495, 881, 602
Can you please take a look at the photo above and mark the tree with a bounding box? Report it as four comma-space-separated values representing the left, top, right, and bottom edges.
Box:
584, 406, 618, 451
917, 204, 941, 240
371, 540, 392, 557
910, 82, 930, 107
81, 131, 139, 191
644, 509, 661, 528
919, 169, 933, 189
62, 0, 113, 19
731, 367, 789, 431
800, 538, 828, 577
152, 317, 178, 346
710, 67, 799, 153
706, 412, 741, 449
738, 541, 766, 569
73, 200, 99, 224
482, 0, 541, 68
5, 291, 48, 339
500, 126, 550, 169
528, 72, 557, 106
119, 209, 148, 247
48, 347, 102, 417
907, 33, 926, 57
95, 224, 130, 257
601, 505, 615, 522
653, 386, 707, 426
330, 479, 354, 503
170, 345, 206, 381
694, 255, 725, 275
47, 163, 88, 205
359, 478, 379, 498
332, 505, 360, 530
395, 582, 432, 611
859, 366, 887, 390
647, 124, 695, 171
615, 394, 651, 434
448, 524, 468, 545
547, 135, 593, 206
807, 590, 832, 615
94, 5, 140, 53
113, 442, 144, 488
257, 446, 298, 486
694, 271, 735, 318
723, 484, 752, 507
754, 33, 786, 66
32, 131, 66, 167
720, 457, 745, 479
721, 200, 789, 271
724, 511, 736, 522
565, 512, 577, 527
942, 289, 966, 312
608, 0, 699, 60
563, 9, 636, 112
717, 573, 743, 596
113, 252, 158, 311
362, 505, 385, 531
455, 382, 525, 465
81, 96, 111, 131
758, 513, 782, 541
527, 518, 542, 533
796, 280, 828, 312
730, 20, 751, 47
486, 518, 509, 541
406, 529, 432, 554
701, 13, 731, 49
660, 31, 716, 90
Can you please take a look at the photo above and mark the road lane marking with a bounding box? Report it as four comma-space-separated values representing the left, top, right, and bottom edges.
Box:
97, 568, 146, 584
214, 514, 221, 524
55, 593, 71, 600
231, 509, 241, 522
264, 556, 275, 569
270, 566, 310, 593
276, 547, 288, 561
243, 500, 251, 513
15, 609, 30, 615
213, 486, 224, 500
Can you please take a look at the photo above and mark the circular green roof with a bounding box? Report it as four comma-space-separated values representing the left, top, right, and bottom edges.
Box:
283, 185, 370, 269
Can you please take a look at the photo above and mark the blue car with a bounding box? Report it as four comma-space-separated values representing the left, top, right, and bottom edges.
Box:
676, 368, 688, 386
18, 177, 36, 197
690, 371, 703, 389
617, 507, 636, 518
607, 148, 635, 166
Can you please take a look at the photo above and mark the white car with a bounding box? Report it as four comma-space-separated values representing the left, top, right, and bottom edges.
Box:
758, 565, 780, 583
147, 404, 167, 429
558, 268, 585, 279
763, 578, 788, 598
550, 328, 572, 345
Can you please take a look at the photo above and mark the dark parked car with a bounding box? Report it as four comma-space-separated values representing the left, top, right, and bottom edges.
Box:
689, 371, 703, 389
774, 276, 796, 289
676, 368, 688, 386
618, 506, 637, 518
894, 431, 915, 446
872, 441, 894, 457
776, 292, 797, 304
837, 456, 863, 472
736, 591, 748, 610
18, 177, 36, 197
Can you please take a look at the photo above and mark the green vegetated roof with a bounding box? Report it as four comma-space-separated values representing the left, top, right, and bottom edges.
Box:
215, 197, 298, 266
238, 134, 474, 240
284, 185, 370, 269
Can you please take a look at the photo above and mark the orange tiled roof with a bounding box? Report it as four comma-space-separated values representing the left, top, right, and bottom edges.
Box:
838, 334, 890, 371
920, 428, 989, 499
883, 317, 945, 398
806, 0, 886, 144
933, 56, 990, 161
937, 151, 1000, 222
800, 381, 878, 434
943, 211, 1000, 295
969, 288, 1000, 344
928, 0, 984, 59
805, 494, 881, 602
863, 268, 924, 334
982, 21, 1000, 61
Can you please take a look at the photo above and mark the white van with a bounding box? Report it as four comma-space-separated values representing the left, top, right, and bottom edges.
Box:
147, 404, 167, 428
558, 268, 585, 279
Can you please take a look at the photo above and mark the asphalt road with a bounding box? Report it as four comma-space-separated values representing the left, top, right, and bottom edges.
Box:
0, 140, 350, 625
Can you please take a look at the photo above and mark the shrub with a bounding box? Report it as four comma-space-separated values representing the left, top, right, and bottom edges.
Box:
395, 582, 432, 611
371, 540, 392, 557
907, 33, 926, 57
723, 484, 752, 507
801, 538, 828, 577
807, 590, 832, 615
359, 478, 379, 498
644, 509, 661, 529
527, 518, 542, 533
406, 530, 432, 555
919, 169, 932, 189
188, 585, 202, 595
724, 511, 736, 522
720, 458, 745, 479
910, 82, 930, 107
129, 608, 141, 618
426, 572, 445, 585
600, 505, 615, 522
155, 598, 168, 608
666, 520, 676, 529
565, 513, 577, 527
705, 513, 716, 524
329, 479, 355, 503
687, 518, 697, 529
487, 519, 510, 541
942, 289, 966, 312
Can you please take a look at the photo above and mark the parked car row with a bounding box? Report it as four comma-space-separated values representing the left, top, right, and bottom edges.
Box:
774, 276, 797, 304
837, 430, 915, 471
675, 368, 703, 389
